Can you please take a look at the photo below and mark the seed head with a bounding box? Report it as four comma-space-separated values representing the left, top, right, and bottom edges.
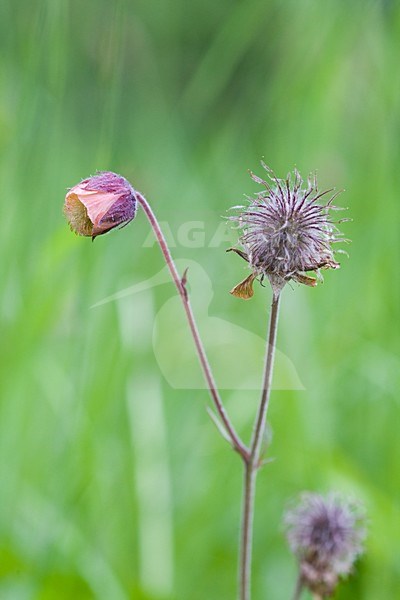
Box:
284, 492, 366, 597
228, 163, 348, 299
64, 171, 137, 239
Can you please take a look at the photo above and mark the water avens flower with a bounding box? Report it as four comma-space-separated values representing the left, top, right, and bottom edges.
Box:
284, 492, 366, 597
64, 166, 353, 600
228, 163, 347, 299
64, 171, 137, 239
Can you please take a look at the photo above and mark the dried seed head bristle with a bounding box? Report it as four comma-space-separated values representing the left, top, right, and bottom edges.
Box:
228, 164, 348, 296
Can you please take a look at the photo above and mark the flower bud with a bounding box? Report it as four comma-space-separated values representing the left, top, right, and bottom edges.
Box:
64, 171, 137, 239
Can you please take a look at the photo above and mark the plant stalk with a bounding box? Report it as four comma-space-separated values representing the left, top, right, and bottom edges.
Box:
136, 192, 249, 461
250, 291, 281, 464
292, 574, 304, 600
239, 290, 281, 600
137, 190, 282, 599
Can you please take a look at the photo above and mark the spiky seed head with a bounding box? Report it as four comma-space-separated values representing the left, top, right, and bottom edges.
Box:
64, 171, 137, 239
284, 492, 366, 597
228, 163, 348, 298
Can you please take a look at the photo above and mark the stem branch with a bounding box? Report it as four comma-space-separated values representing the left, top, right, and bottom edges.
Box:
136, 192, 249, 461
239, 290, 281, 600
250, 292, 281, 464
137, 191, 282, 600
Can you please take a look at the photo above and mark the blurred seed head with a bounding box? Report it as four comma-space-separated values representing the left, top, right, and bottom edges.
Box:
228, 163, 348, 299
64, 171, 137, 239
284, 492, 366, 597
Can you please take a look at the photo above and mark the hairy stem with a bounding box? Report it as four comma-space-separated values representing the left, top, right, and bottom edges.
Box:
239, 291, 281, 600
239, 463, 256, 600
292, 574, 304, 600
136, 192, 249, 461
250, 291, 281, 462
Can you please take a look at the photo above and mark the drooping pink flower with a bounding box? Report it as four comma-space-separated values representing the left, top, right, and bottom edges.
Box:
64, 171, 137, 239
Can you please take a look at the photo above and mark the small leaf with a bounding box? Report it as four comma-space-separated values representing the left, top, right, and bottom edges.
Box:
230, 273, 257, 299
293, 273, 318, 287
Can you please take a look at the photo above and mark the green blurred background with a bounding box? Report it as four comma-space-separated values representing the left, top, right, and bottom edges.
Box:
0, 0, 398, 598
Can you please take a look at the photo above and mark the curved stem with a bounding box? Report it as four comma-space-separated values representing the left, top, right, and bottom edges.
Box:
239, 291, 281, 600
136, 192, 249, 461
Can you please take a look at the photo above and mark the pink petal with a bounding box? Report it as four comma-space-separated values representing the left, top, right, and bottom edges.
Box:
69, 184, 119, 227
